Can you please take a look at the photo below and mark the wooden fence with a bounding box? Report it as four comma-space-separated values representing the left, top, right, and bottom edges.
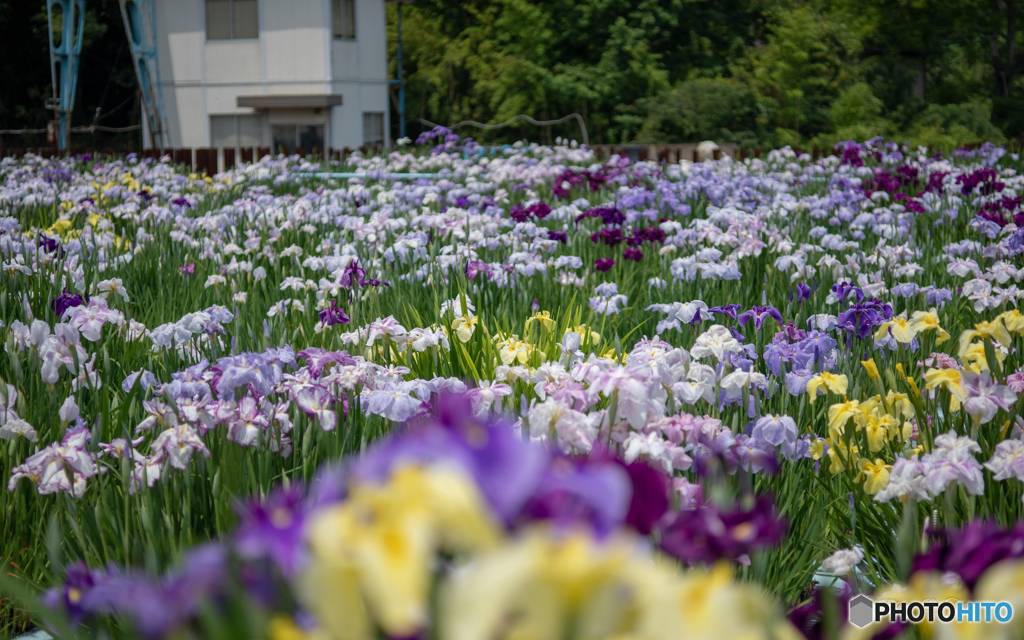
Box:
0, 146, 370, 174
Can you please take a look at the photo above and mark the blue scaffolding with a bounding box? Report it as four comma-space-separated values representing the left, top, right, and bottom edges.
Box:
46, 0, 87, 150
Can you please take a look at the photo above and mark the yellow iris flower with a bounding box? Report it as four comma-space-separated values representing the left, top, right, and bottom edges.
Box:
998, 309, 1024, 335
861, 359, 880, 382
827, 400, 860, 438
885, 390, 913, 422
958, 319, 1012, 358
874, 316, 917, 343
826, 439, 859, 473
807, 372, 849, 403
525, 310, 555, 332
924, 368, 968, 412
301, 465, 500, 640
908, 308, 950, 343
857, 458, 891, 494
808, 438, 827, 460
451, 314, 479, 342
441, 527, 801, 640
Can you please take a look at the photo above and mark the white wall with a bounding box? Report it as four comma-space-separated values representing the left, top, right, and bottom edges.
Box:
157, 0, 389, 150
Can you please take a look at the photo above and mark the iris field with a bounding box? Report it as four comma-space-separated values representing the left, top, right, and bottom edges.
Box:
3, 133, 1024, 639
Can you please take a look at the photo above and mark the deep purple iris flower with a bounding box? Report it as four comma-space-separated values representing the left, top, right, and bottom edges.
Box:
235, 485, 309, 577
366, 278, 390, 287
618, 458, 669, 534
635, 226, 666, 244
51, 287, 87, 316
591, 227, 624, 246
737, 306, 784, 331
659, 495, 787, 565
913, 521, 1024, 591
318, 300, 351, 327
339, 260, 366, 288
837, 298, 892, 341
622, 247, 643, 262
830, 281, 864, 304
709, 304, 742, 319
547, 229, 568, 244
38, 234, 62, 254
795, 282, 813, 302
594, 258, 616, 272
575, 206, 624, 225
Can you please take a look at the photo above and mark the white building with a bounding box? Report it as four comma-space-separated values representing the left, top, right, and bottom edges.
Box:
154, 0, 390, 153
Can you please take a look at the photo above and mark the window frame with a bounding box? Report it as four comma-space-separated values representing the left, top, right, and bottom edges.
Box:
210, 114, 265, 148
331, 0, 356, 40
206, 0, 260, 42
362, 111, 384, 146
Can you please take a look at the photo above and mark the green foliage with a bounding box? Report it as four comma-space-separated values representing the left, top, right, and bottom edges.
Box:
633, 79, 772, 146
907, 100, 1006, 148
385, 0, 1024, 148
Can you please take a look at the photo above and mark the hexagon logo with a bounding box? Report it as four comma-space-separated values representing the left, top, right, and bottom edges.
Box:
849, 594, 874, 628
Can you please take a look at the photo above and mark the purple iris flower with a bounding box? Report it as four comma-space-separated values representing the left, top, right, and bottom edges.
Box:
837, 298, 892, 341
594, 257, 616, 272
659, 496, 787, 565
179, 263, 195, 276
163, 360, 211, 398
122, 369, 159, 394
518, 455, 631, 537
50, 288, 86, 316
352, 393, 548, 524
788, 582, 858, 640
619, 459, 669, 534
751, 415, 798, 451
622, 246, 643, 261
709, 304, 742, 319
339, 260, 366, 288
235, 485, 309, 577
785, 369, 814, 396
66, 544, 227, 640
830, 282, 865, 304
737, 306, 784, 331
366, 278, 390, 287
42, 560, 116, 625
318, 300, 351, 326
795, 282, 813, 302
38, 234, 62, 254
914, 521, 1024, 591
547, 229, 568, 244
296, 347, 357, 377
591, 227, 624, 246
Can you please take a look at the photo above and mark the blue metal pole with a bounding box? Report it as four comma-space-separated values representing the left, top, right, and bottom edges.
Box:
397, 3, 406, 140
47, 0, 87, 151
120, 0, 169, 148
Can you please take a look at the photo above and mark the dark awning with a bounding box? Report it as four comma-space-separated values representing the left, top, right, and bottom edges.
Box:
237, 94, 343, 109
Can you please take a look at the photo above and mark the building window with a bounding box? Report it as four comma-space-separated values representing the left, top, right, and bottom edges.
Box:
332, 0, 355, 38
206, 0, 259, 40
363, 112, 384, 146
211, 114, 264, 147
272, 124, 324, 154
